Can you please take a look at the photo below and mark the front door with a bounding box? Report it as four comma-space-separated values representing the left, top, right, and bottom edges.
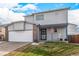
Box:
40, 28, 47, 40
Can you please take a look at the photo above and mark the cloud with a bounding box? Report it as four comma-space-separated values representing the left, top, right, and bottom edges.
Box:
8, 10, 25, 22
0, 3, 26, 24
68, 9, 79, 25
11, 3, 41, 15
0, 3, 41, 24
0, 3, 18, 9
0, 0, 31, 3
22, 4, 38, 10
0, 8, 24, 24
0, 3, 40, 24
11, 4, 39, 12
74, 3, 79, 6
70, 3, 79, 9
0, 8, 9, 23
55, 4, 64, 8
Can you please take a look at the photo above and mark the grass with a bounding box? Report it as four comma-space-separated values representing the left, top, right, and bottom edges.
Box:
5, 42, 79, 56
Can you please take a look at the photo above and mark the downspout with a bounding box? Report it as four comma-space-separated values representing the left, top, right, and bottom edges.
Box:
66, 22, 68, 42
66, 9, 69, 42
24, 21, 26, 31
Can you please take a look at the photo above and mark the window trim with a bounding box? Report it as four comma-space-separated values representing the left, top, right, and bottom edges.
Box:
36, 14, 44, 20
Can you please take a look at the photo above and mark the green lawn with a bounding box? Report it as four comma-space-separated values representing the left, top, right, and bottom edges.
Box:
5, 42, 79, 56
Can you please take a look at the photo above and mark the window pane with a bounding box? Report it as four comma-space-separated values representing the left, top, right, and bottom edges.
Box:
36, 15, 44, 20
54, 28, 57, 32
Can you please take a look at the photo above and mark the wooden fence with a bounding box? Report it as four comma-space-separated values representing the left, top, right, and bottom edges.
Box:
68, 35, 79, 43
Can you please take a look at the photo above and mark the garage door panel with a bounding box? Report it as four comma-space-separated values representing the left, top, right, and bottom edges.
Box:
9, 31, 33, 42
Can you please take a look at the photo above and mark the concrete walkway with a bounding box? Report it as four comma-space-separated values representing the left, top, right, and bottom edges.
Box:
0, 41, 28, 56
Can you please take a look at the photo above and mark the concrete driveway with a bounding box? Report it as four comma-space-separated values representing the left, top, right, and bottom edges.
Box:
0, 41, 28, 56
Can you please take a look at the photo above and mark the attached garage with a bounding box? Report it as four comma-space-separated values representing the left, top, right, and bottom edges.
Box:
6, 21, 38, 42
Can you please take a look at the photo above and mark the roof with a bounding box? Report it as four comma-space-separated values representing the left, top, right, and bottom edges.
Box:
9, 21, 36, 25
24, 8, 69, 17
37, 23, 77, 28
0, 24, 9, 27
38, 23, 68, 28
68, 23, 77, 26
0, 21, 36, 27
0, 21, 77, 28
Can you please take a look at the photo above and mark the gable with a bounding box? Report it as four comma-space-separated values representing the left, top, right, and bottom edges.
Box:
8, 22, 25, 31
8, 21, 34, 31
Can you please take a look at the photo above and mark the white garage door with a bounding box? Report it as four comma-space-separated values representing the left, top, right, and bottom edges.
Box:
9, 31, 33, 42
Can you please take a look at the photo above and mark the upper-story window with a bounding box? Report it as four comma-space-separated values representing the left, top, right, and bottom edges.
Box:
36, 14, 44, 20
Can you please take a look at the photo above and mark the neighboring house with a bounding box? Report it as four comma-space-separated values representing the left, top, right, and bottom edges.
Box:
0, 26, 6, 41
3, 8, 79, 42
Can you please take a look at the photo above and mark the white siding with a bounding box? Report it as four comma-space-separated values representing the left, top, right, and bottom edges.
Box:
57, 27, 67, 40
8, 22, 24, 31
34, 10, 68, 25
47, 28, 54, 41
68, 24, 77, 35
25, 23, 33, 30
25, 16, 34, 23
8, 25, 14, 31
25, 9, 68, 25
8, 22, 33, 31
14, 22, 24, 30
47, 27, 67, 41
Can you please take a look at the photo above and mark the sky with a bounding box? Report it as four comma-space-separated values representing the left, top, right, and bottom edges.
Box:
0, 3, 79, 25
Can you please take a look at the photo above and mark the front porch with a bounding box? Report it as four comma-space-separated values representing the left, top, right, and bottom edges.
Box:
37, 23, 68, 42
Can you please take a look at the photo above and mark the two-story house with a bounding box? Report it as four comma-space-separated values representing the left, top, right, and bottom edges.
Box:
4, 8, 78, 42
24, 8, 69, 42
